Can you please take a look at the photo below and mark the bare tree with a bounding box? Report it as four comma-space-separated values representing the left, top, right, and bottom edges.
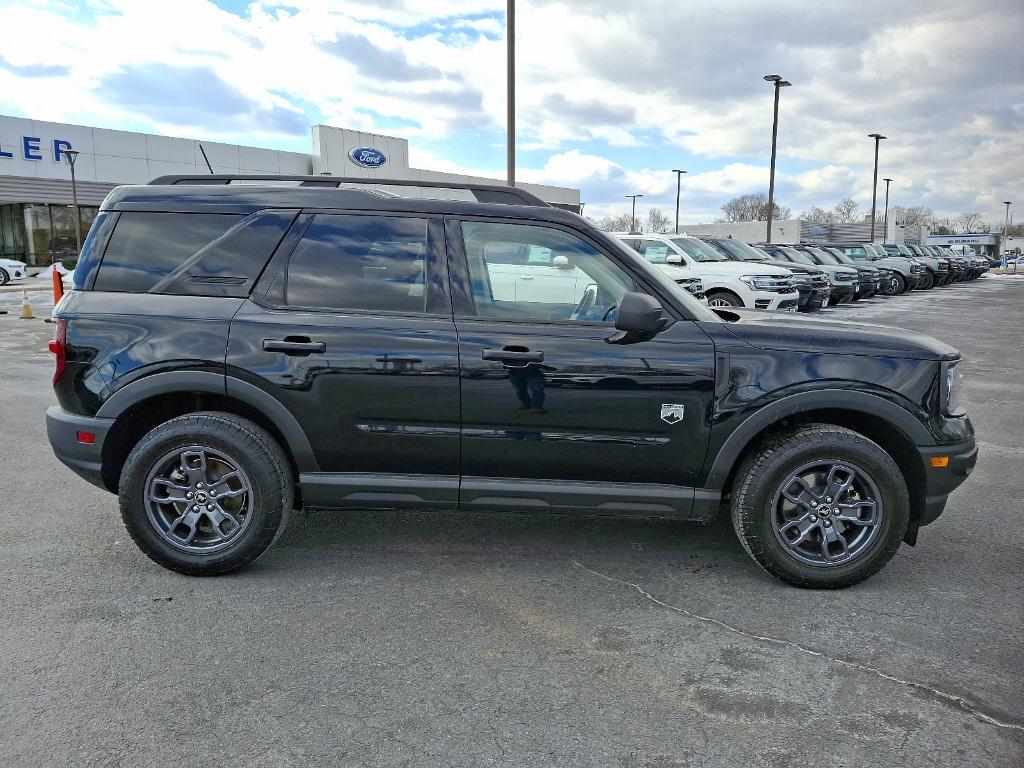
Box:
799, 206, 833, 223
832, 197, 860, 223
593, 212, 637, 232
646, 208, 672, 234
888, 205, 935, 226
953, 211, 984, 233
718, 192, 790, 222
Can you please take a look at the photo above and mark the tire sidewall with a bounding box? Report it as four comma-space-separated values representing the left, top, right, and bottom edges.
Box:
736, 432, 909, 588
119, 415, 288, 574
0, 269, 9, 286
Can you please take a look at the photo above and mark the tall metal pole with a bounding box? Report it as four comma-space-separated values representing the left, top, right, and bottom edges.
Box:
626, 194, 643, 233
763, 75, 790, 243
672, 169, 686, 234
868, 133, 886, 241
882, 178, 893, 243
1004, 201, 1013, 254
506, 0, 515, 188
66, 150, 82, 252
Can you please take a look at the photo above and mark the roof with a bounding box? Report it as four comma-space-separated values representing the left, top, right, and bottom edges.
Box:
101, 183, 589, 228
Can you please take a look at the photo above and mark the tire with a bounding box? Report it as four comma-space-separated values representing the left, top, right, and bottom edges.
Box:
886, 274, 904, 295
118, 412, 293, 576
706, 291, 743, 309
917, 271, 934, 290
0, 269, 9, 286
730, 424, 909, 589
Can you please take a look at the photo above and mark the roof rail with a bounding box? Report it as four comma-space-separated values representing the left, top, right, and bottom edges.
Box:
147, 174, 551, 208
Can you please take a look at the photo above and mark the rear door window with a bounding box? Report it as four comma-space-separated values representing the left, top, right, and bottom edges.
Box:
282, 214, 430, 314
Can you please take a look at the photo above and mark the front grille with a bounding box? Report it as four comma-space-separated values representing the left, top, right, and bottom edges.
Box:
837, 271, 859, 281
911, 264, 924, 274
762, 276, 797, 293
810, 274, 829, 288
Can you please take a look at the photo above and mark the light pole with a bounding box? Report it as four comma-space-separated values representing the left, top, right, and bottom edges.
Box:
1004, 201, 1013, 254
672, 169, 686, 234
882, 177, 893, 243
763, 74, 791, 243
868, 133, 887, 241
64, 149, 82, 253
506, 0, 515, 187
626, 194, 643, 234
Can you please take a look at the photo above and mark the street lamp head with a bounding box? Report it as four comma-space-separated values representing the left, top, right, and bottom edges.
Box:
1003, 201, 1013, 206
64, 149, 80, 164
778, 80, 791, 87
672, 169, 687, 174
883, 177, 893, 182
868, 133, 887, 140
763, 74, 782, 82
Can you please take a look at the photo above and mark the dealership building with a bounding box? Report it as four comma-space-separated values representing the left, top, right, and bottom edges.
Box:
0, 114, 579, 266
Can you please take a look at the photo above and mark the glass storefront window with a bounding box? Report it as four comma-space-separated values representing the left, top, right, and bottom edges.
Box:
23, 204, 51, 265
0, 203, 99, 265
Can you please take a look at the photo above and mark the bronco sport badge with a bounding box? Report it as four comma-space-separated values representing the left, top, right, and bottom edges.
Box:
660, 404, 685, 424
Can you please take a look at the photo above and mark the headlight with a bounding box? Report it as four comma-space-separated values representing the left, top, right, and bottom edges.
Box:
942, 362, 966, 416
739, 275, 777, 290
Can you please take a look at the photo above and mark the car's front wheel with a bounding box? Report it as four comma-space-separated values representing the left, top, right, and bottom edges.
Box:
887, 273, 905, 294
706, 291, 743, 309
119, 412, 293, 575
0, 268, 9, 286
730, 424, 909, 588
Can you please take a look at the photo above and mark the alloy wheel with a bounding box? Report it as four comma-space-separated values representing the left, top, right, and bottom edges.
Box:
771, 459, 884, 567
144, 445, 254, 554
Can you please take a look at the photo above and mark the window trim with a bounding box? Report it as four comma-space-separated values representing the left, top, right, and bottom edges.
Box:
444, 214, 691, 327
252, 209, 451, 319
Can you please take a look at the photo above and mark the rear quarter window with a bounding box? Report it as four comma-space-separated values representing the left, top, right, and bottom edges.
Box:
91, 210, 297, 296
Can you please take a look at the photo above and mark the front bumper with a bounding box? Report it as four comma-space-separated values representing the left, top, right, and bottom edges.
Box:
831, 284, 856, 303
751, 290, 801, 311
916, 438, 978, 528
46, 405, 114, 491
798, 286, 831, 311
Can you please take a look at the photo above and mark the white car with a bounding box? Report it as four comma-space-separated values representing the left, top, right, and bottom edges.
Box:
612, 233, 800, 310
0, 258, 28, 286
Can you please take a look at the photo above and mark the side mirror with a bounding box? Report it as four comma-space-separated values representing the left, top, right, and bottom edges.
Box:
614, 292, 666, 335
665, 254, 684, 265
552, 255, 573, 269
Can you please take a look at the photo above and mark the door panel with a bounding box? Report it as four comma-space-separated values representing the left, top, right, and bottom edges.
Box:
227, 212, 460, 508
450, 218, 716, 512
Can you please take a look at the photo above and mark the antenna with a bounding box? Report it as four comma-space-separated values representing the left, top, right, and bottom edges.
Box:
198, 144, 214, 174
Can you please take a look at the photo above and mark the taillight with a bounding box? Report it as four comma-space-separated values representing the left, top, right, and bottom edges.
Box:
49, 318, 67, 385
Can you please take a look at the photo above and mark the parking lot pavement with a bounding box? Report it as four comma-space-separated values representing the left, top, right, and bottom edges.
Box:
1, 278, 1021, 767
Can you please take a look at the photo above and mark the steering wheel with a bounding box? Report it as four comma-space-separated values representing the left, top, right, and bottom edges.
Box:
601, 303, 618, 322
571, 284, 599, 320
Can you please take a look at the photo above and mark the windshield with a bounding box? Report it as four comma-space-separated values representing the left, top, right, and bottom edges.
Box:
709, 238, 769, 262
671, 237, 728, 262
604, 236, 720, 322
829, 250, 857, 265
864, 244, 887, 258
806, 247, 841, 265
778, 247, 816, 266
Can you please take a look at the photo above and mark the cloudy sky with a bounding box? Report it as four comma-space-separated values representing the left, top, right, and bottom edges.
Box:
0, 0, 1021, 225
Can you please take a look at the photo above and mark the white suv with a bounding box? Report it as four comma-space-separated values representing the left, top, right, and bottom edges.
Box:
612, 233, 799, 310
0, 258, 28, 286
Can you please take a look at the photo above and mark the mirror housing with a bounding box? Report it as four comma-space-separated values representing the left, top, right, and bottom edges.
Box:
552, 254, 572, 269
614, 292, 667, 335
665, 254, 684, 265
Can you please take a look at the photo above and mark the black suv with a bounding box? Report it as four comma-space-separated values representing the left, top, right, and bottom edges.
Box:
46, 176, 977, 588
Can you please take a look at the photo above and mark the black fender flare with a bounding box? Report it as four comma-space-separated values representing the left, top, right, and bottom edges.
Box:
96, 370, 319, 472
703, 389, 932, 490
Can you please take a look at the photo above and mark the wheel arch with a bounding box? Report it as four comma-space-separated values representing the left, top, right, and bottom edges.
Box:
97, 371, 317, 493
706, 392, 930, 542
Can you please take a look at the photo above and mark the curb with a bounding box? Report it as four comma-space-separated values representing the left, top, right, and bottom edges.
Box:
0, 284, 56, 294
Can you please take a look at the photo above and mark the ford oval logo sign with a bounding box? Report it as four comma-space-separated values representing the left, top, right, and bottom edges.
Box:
348, 146, 387, 168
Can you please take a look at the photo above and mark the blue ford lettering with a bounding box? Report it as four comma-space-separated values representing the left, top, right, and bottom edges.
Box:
348, 146, 387, 168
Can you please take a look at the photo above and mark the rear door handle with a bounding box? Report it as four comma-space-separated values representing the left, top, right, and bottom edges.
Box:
481, 348, 544, 363
263, 337, 326, 355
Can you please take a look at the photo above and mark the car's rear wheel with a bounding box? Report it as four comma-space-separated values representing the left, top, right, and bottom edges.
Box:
119, 412, 292, 575
730, 424, 909, 588
706, 291, 743, 309
0, 268, 9, 286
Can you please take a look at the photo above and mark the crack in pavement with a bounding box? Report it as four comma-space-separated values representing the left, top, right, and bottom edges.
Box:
571, 559, 1024, 733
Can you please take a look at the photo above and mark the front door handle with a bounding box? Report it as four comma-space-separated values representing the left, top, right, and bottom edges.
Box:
482, 348, 544, 363
263, 337, 326, 355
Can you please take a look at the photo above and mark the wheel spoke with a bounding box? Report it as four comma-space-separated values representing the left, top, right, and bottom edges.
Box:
150, 478, 190, 504
819, 525, 849, 561
824, 464, 855, 501
835, 500, 878, 526
180, 449, 209, 484
167, 509, 202, 545
781, 476, 818, 507
206, 504, 241, 534
785, 516, 819, 546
